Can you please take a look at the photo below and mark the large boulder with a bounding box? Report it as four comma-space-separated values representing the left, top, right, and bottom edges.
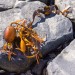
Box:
34, 14, 73, 55
47, 39, 75, 75
0, 12, 73, 72
0, 0, 16, 10
55, 0, 75, 19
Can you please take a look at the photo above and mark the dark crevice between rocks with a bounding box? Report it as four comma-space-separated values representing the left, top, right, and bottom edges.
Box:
0, 8, 12, 12
25, 0, 55, 6
46, 0, 55, 6
70, 19, 75, 38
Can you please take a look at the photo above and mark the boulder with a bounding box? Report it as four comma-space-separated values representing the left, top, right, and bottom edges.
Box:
0, 0, 16, 10
0, 8, 21, 30
47, 39, 75, 75
21, 1, 46, 22
14, 1, 27, 8
34, 14, 73, 55
0, 8, 21, 47
0, 12, 73, 72
55, 0, 75, 19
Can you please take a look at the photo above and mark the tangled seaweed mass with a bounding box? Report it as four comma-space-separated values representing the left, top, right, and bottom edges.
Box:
0, 5, 71, 65
2, 19, 45, 64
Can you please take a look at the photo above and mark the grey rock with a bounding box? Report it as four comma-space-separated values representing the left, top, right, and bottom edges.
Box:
0, 0, 16, 10
0, 30, 4, 48
24, 70, 33, 75
21, 1, 46, 22
0, 8, 22, 47
32, 59, 47, 75
34, 14, 73, 55
47, 39, 75, 75
55, 0, 75, 19
14, 1, 27, 8
0, 49, 34, 73
0, 70, 5, 73
0, 8, 21, 30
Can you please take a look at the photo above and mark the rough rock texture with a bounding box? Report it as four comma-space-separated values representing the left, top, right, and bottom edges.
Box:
55, 0, 75, 19
21, 1, 46, 22
0, 8, 21, 30
34, 14, 73, 55
0, 12, 73, 72
14, 1, 27, 8
0, 0, 16, 10
0, 8, 21, 47
47, 39, 75, 75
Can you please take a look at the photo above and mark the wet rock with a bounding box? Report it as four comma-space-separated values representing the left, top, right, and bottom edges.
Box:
55, 0, 75, 19
47, 39, 75, 75
0, 0, 16, 10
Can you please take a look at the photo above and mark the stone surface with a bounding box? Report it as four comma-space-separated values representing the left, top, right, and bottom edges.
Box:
21, 1, 46, 22
34, 14, 73, 55
55, 0, 75, 19
47, 39, 75, 75
0, 8, 21, 47
0, 8, 21, 29
14, 1, 27, 8
31, 59, 47, 75
0, 0, 16, 10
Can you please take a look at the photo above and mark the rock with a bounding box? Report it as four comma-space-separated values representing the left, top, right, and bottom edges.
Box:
31, 59, 47, 75
21, 1, 46, 22
18, 0, 54, 5
17, 0, 48, 4
33, 14, 73, 55
14, 1, 27, 8
0, 12, 73, 73
24, 70, 33, 75
0, 70, 5, 73
55, 0, 75, 19
0, 49, 34, 73
0, 30, 4, 48
47, 39, 75, 75
0, 8, 21, 29
0, 8, 21, 47
0, 0, 16, 10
